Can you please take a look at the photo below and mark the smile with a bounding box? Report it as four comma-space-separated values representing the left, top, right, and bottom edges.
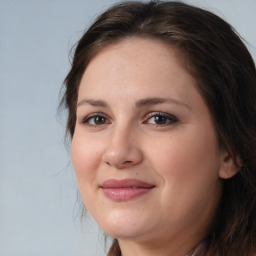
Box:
100, 179, 155, 201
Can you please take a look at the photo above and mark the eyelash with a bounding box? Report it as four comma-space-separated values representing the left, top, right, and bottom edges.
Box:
80, 112, 178, 127
80, 112, 110, 126
144, 112, 178, 126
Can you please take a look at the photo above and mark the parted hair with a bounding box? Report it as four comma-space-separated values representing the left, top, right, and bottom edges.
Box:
61, 1, 256, 255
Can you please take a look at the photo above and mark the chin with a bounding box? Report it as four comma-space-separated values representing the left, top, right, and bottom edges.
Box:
95, 209, 154, 240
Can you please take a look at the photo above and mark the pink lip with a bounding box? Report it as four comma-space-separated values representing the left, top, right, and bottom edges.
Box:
100, 179, 155, 201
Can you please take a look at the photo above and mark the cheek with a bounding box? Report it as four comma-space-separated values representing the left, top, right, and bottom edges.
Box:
71, 134, 102, 191
147, 127, 221, 192
146, 129, 222, 226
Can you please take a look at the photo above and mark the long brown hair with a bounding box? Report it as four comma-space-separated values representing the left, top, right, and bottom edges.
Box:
61, 1, 256, 255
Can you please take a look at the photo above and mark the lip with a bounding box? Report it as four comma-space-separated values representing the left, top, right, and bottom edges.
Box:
100, 179, 155, 201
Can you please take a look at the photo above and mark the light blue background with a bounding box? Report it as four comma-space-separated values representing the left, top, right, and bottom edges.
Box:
1, 0, 255, 255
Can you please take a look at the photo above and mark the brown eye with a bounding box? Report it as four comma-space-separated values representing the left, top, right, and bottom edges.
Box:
93, 116, 106, 125
82, 113, 109, 126
153, 115, 168, 124
146, 112, 178, 126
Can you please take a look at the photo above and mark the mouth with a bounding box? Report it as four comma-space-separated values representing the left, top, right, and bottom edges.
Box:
100, 179, 155, 201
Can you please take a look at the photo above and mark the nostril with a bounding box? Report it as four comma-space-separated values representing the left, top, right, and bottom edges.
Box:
105, 160, 134, 168
106, 161, 111, 166
124, 161, 132, 164
120, 161, 133, 167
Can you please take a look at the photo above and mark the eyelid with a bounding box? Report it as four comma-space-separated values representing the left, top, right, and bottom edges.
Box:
79, 112, 110, 125
146, 111, 177, 119
143, 111, 179, 125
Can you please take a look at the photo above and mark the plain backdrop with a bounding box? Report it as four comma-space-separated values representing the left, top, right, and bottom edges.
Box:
0, 0, 255, 255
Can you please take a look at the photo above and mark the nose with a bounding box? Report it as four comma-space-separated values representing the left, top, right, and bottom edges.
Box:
102, 126, 143, 169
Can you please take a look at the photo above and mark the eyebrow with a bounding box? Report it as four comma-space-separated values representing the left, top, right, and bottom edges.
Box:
77, 99, 108, 108
77, 97, 190, 109
135, 97, 190, 109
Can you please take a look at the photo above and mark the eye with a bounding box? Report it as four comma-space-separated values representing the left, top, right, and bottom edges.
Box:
81, 113, 110, 126
145, 112, 178, 126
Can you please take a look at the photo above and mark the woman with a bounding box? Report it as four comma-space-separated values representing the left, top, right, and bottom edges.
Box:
61, 1, 256, 255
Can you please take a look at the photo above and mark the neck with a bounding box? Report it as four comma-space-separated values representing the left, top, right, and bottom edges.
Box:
118, 233, 204, 256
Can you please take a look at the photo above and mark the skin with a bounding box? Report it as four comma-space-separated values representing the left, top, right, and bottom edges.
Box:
71, 37, 236, 256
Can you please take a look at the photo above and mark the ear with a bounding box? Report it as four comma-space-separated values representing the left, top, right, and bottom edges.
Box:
219, 149, 240, 179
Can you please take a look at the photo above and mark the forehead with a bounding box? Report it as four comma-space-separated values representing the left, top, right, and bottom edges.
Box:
78, 37, 196, 97
86, 36, 183, 70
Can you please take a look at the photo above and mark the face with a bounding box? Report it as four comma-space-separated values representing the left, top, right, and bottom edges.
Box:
72, 37, 228, 250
